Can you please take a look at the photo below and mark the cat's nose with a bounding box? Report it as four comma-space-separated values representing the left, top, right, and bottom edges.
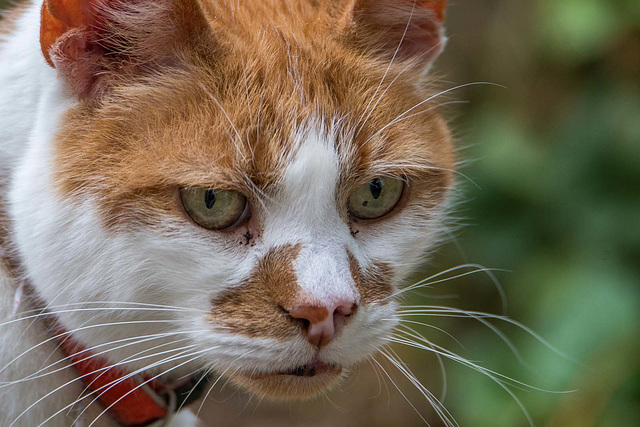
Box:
287, 301, 357, 348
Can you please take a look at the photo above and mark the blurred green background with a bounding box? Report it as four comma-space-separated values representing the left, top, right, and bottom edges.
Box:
2, 0, 638, 425
431, 0, 640, 425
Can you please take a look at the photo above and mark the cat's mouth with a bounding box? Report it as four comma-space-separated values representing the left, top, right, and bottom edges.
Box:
250, 360, 341, 379
230, 360, 344, 400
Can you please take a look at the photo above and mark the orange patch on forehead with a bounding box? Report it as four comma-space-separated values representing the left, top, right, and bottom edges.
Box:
208, 244, 302, 340
50, 0, 455, 230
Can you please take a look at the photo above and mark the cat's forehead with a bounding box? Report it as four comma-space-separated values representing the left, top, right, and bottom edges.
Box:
52, 0, 454, 224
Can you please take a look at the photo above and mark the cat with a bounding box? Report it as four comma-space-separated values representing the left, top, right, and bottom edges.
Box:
0, 0, 456, 425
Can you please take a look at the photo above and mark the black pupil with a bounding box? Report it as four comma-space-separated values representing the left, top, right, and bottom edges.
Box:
370, 179, 383, 200
204, 190, 217, 209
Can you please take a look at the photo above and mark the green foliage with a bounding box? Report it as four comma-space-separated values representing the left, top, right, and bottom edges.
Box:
416, 0, 640, 424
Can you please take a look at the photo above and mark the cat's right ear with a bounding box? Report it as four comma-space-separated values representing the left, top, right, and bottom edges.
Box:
343, 0, 447, 72
40, 0, 212, 98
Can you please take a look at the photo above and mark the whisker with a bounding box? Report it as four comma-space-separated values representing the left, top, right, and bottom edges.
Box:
197, 82, 247, 161
0, 330, 206, 387
87, 352, 209, 427
393, 325, 573, 396
13, 344, 199, 426
396, 306, 573, 361
2, 307, 203, 329
196, 351, 256, 417
13, 301, 206, 317
397, 100, 470, 123
370, 353, 431, 425
364, 82, 505, 146
175, 367, 213, 414
196, 367, 230, 417
433, 342, 448, 403
358, 43, 448, 138
390, 318, 464, 348
356, 0, 419, 135
0, 319, 184, 377
68, 346, 211, 426
67, 338, 198, 417
381, 347, 458, 427
15, 274, 86, 348
398, 311, 526, 366
366, 357, 390, 405
385, 318, 452, 403
391, 264, 508, 313
323, 389, 346, 413
391, 329, 538, 426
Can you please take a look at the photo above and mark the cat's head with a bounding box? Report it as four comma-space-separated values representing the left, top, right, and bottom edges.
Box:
12, 0, 452, 399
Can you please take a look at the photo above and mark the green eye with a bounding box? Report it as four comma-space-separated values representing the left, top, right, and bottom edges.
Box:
180, 188, 247, 230
348, 177, 404, 220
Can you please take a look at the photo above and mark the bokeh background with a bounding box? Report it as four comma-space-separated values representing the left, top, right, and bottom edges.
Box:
2, 0, 638, 426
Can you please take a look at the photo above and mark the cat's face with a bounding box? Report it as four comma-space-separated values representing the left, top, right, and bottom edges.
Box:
11, 0, 453, 399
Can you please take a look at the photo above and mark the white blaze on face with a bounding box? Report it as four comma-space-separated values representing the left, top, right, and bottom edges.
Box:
263, 127, 359, 306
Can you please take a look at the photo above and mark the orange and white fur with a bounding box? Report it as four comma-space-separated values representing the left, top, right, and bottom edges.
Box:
0, 0, 454, 425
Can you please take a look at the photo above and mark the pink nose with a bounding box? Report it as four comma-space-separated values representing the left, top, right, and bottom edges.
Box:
287, 302, 357, 347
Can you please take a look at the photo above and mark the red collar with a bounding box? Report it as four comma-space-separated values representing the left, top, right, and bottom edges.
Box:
56, 328, 206, 426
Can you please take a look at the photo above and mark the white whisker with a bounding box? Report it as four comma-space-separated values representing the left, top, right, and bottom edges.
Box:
396, 306, 573, 361
0, 330, 206, 387
391, 264, 508, 313
87, 351, 209, 427
365, 82, 505, 146
391, 329, 537, 426
175, 367, 213, 414
393, 325, 572, 396
197, 82, 247, 161
67, 346, 210, 426
13, 343, 199, 426
370, 353, 431, 425
356, 1, 418, 135
0, 319, 185, 377
196, 351, 257, 417
381, 347, 458, 427
2, 306, 203, 329
13, 301, 205, 317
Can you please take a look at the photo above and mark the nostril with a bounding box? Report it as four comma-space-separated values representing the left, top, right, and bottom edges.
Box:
298, 318, 311, 331
281, 305, 310, 331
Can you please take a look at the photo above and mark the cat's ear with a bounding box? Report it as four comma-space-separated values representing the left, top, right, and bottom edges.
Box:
344, 0, 447, 72
40, 0, 210, 98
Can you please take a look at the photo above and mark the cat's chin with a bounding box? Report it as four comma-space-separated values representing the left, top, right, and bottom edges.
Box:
230, 360, 344, 400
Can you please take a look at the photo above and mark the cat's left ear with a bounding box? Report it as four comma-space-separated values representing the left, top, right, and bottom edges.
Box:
40, 0, 211, 98
343, 0, 447, 72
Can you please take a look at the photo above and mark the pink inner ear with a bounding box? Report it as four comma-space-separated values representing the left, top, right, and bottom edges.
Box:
40, 0, 108, 67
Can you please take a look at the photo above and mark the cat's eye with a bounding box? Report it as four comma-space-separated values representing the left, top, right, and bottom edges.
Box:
180, 188, 248, 230
348, 177, 405, 220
